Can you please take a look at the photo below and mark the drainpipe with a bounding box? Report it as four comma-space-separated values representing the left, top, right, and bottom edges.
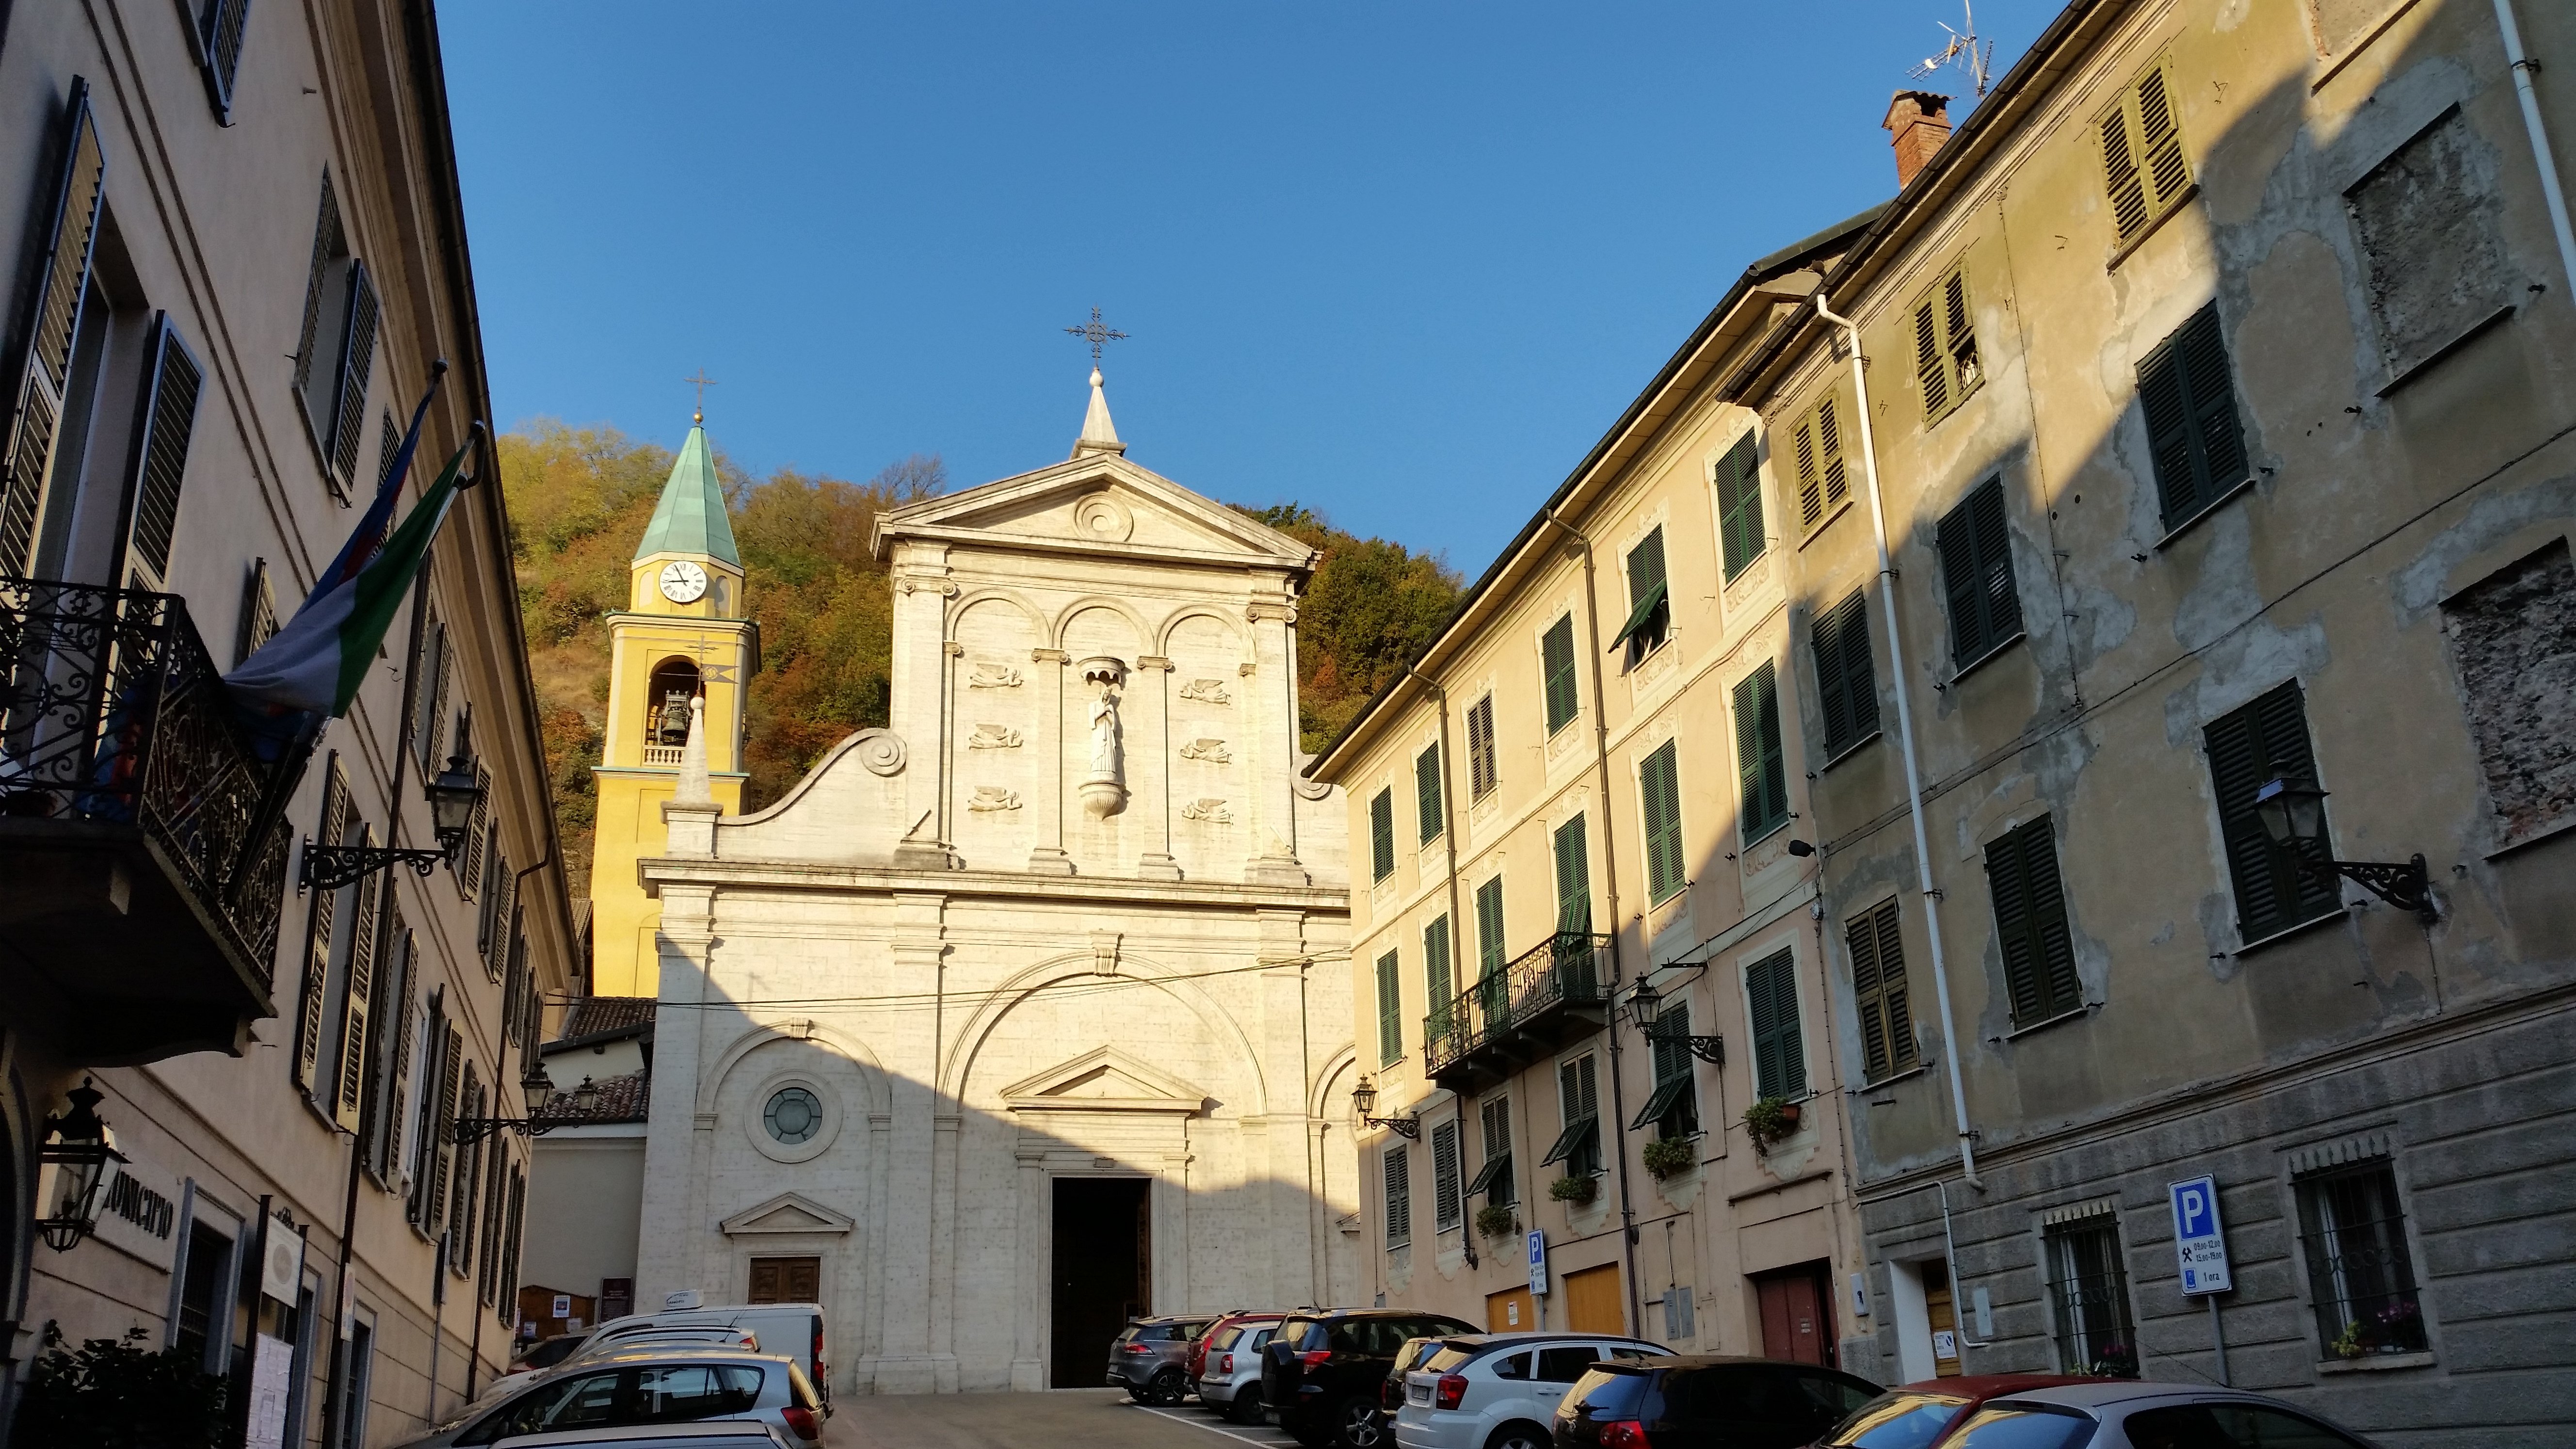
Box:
2494, 0, 2576, 294
1403, 663, 1475, 1269
1811, 294, 1982, 1191
1537, 509, 1644, 1326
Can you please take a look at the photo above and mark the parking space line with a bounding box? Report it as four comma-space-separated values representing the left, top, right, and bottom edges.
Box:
1130, 1403, 1296, 1446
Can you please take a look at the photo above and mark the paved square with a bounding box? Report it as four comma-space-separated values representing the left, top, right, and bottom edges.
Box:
827, 1388, 1304, 1449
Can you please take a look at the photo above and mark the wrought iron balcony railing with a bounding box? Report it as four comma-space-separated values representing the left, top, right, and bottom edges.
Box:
1423, 931, 1611, 1081
0, 578, 292, 986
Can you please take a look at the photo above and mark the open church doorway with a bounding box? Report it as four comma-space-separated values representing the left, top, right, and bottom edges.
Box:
1049, 1176, 1149, 1388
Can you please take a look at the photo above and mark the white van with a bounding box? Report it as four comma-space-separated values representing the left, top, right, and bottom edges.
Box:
586, 1297, 830, 1409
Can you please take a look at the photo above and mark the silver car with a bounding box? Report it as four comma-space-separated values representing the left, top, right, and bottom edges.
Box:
493, 1425, 791, 1449
395, 1348, 823, 1449
1394, 1333, 1670, 1449
1192, 1320, 1279, 1424
1107, 1315, 1214, 1404
1929, 1380, 2382, 1447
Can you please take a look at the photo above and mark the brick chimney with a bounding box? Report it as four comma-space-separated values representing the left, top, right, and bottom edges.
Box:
1884, 91, 1953, 189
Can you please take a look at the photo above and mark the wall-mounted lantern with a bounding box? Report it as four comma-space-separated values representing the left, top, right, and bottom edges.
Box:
301, 750, 487, 893
1350, 1075, 1421, 1140
37, 1079, 124, 1253
2254, 778, 2436, 923
1625, 976, 1725, 1064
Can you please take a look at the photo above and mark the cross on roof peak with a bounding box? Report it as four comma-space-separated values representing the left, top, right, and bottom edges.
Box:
1064, 307, 1127, 363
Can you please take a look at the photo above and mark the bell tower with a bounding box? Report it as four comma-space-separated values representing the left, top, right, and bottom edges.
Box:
591, 412, 757, 997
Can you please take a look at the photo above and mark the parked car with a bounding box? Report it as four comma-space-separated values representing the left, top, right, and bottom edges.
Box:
581, 1304, 830, 1409
1815, 1375, 2105, 1449
1907, 1382, 2382, 1449
1394, 1333, 1672, 1449
1191, 1309, 1285, 1383
1109, 1314, 1218, 1405
492, 1424, 792, 1449
1195, 1319, 1283, 1424
1550, 1354, 1879, 1448
1262, 1308, 1479, 1449
393, 1348, 824, 1449
511, 1333, 597, 1375
483, 1329, 761, 1402
1381, 1337, 1449, 1412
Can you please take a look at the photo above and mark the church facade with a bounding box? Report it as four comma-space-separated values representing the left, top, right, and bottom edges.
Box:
630, 375, 1360, 1395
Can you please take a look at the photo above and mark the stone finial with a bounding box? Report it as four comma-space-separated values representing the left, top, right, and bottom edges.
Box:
675, 694, 713, 807
1072, 367, 1126, 459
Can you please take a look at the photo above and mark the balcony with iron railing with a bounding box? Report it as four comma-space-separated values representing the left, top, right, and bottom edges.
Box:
0, 579, 294, 1062
1422, 931, 1612, 1094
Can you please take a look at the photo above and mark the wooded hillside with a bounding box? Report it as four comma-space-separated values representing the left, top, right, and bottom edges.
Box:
501, 421, 1458, 897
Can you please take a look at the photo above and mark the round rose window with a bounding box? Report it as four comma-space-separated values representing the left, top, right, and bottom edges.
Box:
764, 1086, 822, 1144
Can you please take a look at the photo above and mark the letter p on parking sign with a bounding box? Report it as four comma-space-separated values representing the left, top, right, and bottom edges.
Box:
2168, 1175, 2231, 1296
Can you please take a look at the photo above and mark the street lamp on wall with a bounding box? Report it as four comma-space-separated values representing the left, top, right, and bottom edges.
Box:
37, 1079, 124, 1253
2253, 778, 2436, 923
1350, 1075, 1421, 1140
300, 751, 488, 893
1624, 976, 1725, 1065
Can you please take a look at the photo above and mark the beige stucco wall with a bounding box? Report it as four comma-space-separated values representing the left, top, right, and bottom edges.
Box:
523, 1130, 646, 1312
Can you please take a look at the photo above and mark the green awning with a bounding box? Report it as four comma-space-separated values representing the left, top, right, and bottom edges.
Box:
1539, 1115, 1597, 1167
1606, 580, 1669, 652
1627, 1075, 1693, 1132
1464, 1152, 1512, 1197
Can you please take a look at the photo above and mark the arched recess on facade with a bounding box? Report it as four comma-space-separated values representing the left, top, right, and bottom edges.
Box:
947, 588, 1043, 645
1048, 596, 1152, 656
644, 656, 702, 746
1308, 1041, 1360, 1124
1155, 606, 1244, 658
697, 1017, 894, 1119
937, 949, 1270, 1117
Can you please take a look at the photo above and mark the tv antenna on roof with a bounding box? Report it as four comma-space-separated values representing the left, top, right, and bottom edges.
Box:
1910, 0, 1994, 98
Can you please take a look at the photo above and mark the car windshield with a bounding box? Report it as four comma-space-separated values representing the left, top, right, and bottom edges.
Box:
1564, 1366, 1651, 1418
1827, 1392, 1972, 1448
1210, 1326, 1246, 1350
1948, 1404, 2099, 1449
1113, 1326, 1142, 1344
1422, 1343, 1478, 1374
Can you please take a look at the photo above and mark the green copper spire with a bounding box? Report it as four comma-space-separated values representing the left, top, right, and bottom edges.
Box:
633, 420, 740, 567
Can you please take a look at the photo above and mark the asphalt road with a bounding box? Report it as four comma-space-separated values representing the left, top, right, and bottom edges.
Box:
826, 1387, 1305, 1449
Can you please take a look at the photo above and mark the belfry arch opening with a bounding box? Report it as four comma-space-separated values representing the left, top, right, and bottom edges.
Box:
646, 656, 701, 749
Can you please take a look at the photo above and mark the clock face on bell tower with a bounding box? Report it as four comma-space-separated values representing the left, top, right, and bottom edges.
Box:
660, 559, 709, 603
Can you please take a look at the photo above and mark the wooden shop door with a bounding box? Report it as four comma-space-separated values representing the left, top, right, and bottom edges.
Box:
1487, 1286, 1537, 1333
1563, 1263, 1625, 1334
1753, 1262, 1834, 1366
749, 1256, 821, 1304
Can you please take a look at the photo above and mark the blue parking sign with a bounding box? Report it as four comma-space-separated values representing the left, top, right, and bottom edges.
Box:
2168, 1175, 2231, 1296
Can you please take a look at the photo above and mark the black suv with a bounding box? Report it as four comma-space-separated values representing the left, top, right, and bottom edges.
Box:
1265, 1308, 1478, 1448
1551, 1355, 1879, 1448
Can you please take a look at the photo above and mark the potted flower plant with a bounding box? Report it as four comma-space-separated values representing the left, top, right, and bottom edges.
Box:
1475, 1202, 1519, 1240
1549, 1174, 1598, 1206
1742, 1096, 1802, 1151
1642, 1136, 1694, 1180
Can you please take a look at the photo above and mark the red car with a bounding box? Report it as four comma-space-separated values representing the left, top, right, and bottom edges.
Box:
1190, 1310, 1286, 1383
1815, 1375, 2108, 1448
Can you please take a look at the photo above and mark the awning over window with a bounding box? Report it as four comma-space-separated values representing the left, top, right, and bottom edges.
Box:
1539, 1115, 1597, 1167
1627, 1075, 1693, 1132
1464, 1151, 1512, 1197
1605, 580, 1670, 652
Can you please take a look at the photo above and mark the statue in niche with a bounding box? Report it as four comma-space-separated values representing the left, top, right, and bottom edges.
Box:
1076, 657, 1128, 818
1090, 684, 1122, 780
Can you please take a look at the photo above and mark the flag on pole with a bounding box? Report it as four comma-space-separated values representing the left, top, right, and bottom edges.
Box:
225, 415, 480, 721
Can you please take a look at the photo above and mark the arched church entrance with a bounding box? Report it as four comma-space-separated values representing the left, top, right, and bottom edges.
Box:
1048, 1176, 1149, 1388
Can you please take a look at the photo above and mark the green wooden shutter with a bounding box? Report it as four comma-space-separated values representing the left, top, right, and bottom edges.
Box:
2205, 681, 2339, 939
1376, 950, 1403, 1065
1733, 662, 1788, 842
122, 318, 203, 592
296, 758, 351, 1090
370, 913, 411, 1180
1813, 592, 1879, 758
1848, 900, 1916, 1082
1939, 478, 2022, 669
1480, 1096, 1514, 1205
1423, 915, 1454, 1025
1416, 742, 1445, 844
293, 173, 342, 401
2140, 303, 2246, 529
196, 0, 254, 122
1915, 295, 1950, 422
1552, 815, 1591, 934
335, 831, 383, 1129
1746, 948, 1805, 1099
1542, 615, 1579, 732
1791, 394, 1852, 532
1716, 432, 1765, 579
328, 259, 379, 484
1370, 788, 1396, 881
2181, 307, 2246, 499
1641, 740, 1685, 902
1916, 269, 1982, 427
1467, 694, 1497, 798
2102, 62, 2192, 247
2, 81, 107, 575
1432, 1120, 1463, 1229
1475, 877, 1507, 976
1384, 1145, 1411, 1245
1986, 817, 2082, 1025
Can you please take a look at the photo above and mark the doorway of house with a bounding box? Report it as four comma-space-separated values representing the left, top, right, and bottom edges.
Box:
1050, 1176, 1150, 1388
748, 1256, 820, 1304
1752, 1262, 1835, 1367
1562, 1263, 1625, 1334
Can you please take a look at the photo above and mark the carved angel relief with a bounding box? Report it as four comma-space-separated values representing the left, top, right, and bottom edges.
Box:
1177, 737, 1231, 764
1180, 797, 1233, 823
1177, 678, 1232, 705
969, 786, 1022, 812
968, 663, 1024, 689
968, 724, 1023, 750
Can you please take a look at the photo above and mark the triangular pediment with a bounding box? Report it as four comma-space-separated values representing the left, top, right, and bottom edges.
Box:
872, 455, 1316, 570
999, 1045, 1211, 1115
719, 1191, 855, 1237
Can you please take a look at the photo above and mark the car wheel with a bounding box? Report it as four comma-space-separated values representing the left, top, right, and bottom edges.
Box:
1227, 1386, 1266, 1425
1336, 1396, 1388, 1449
1146, 1368, 1189, 1406
1485, 1423, 1550, 1449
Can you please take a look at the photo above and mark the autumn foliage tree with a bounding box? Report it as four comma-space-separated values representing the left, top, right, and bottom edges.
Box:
1236, 503, 1463, 755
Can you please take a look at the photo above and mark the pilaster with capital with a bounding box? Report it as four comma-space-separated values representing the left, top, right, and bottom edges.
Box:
1244, 599, 1305, 884
1135, 655, 1182, 880
888, 544, 955, 855
1029, 649, 1073, 874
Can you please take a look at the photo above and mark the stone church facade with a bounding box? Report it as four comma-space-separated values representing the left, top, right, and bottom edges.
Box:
633, 376, 1360, 1394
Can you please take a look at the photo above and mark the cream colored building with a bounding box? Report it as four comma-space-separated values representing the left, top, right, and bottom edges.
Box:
0, 2, 575, 1445
631, 376, 1361, 1395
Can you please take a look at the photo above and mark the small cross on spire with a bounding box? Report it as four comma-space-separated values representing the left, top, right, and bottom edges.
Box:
1063, 307, 1127, 362
684, 369, 718, 424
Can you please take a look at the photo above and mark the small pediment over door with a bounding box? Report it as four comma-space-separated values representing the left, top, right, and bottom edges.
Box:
719, 1191, 856, 1237
998, 1045, 1210, 1116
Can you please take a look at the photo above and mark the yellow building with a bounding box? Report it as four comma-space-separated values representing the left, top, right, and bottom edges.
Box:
591, 415, 757, 995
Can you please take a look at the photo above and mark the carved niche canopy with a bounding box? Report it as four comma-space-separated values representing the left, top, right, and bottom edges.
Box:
719, 1191, 857, 1238
998, 1046, 1210, 1117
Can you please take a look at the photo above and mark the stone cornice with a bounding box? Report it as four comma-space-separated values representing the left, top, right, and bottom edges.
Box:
640, 855, 1350, 913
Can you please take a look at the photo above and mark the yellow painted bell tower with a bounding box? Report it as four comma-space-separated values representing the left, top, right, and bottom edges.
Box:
589, 412, 756, 997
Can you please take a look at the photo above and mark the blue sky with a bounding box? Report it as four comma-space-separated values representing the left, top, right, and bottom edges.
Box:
439, 3, 2044, 574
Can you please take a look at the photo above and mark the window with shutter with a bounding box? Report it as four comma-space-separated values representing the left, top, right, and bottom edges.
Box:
2098, 59, 2194, 252
461, 760, 490, 900
295, 757, 351, 1091
1423, 915, 1455, 1045
453, 1076, 483, 1278
328, 260, 379, 484
1789, 390, 1854, 533
480, 845, 513, 973
192, 0, 254, 123
1552, 815, 1591, 935
2204, 681, 2340, 940
1812, 591, 1880, 759
1937, 477, 2023, 670
1466, 693, 1498, 799
370, 914, 412, 1185
1732, 661, 1790, 843
1640, 740, 1685, 903
1713, 431, 1765, 580
404, 994, 444, 1220
291, 173, 361, 499
122, 317, 203, 593
1416, 742, 1445, 844
2, 81, 107, 576
375, 409, 400, 488
428, 1026, 461, 1232
1914, 267, 1984, 426
1745, 948, 1807, 1101
1383, 1145, 1411, 1247
335, 831, 383, 1130
1847, 900, 1916, 1082
480, 1137, 508, 1304
1542, 615, 1580, 733
236, 559, 279, 667
1554, 1054, 1601, 1176
502, 919, 529, 1048
1369, 788, 1396, 882
1613, 527, 1670, 665
1376, 950, 1403, 1066
412, 617, 449, 770
1432, 1120, 1463, 1231
1634, 1002, 1699, 1139
499, 1168, 527, 1322
1984, 816, 2083, 1026
2138, 303, 2248, 531
1475, 877, 1506, 977
1472, 1095, 1515, 1205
